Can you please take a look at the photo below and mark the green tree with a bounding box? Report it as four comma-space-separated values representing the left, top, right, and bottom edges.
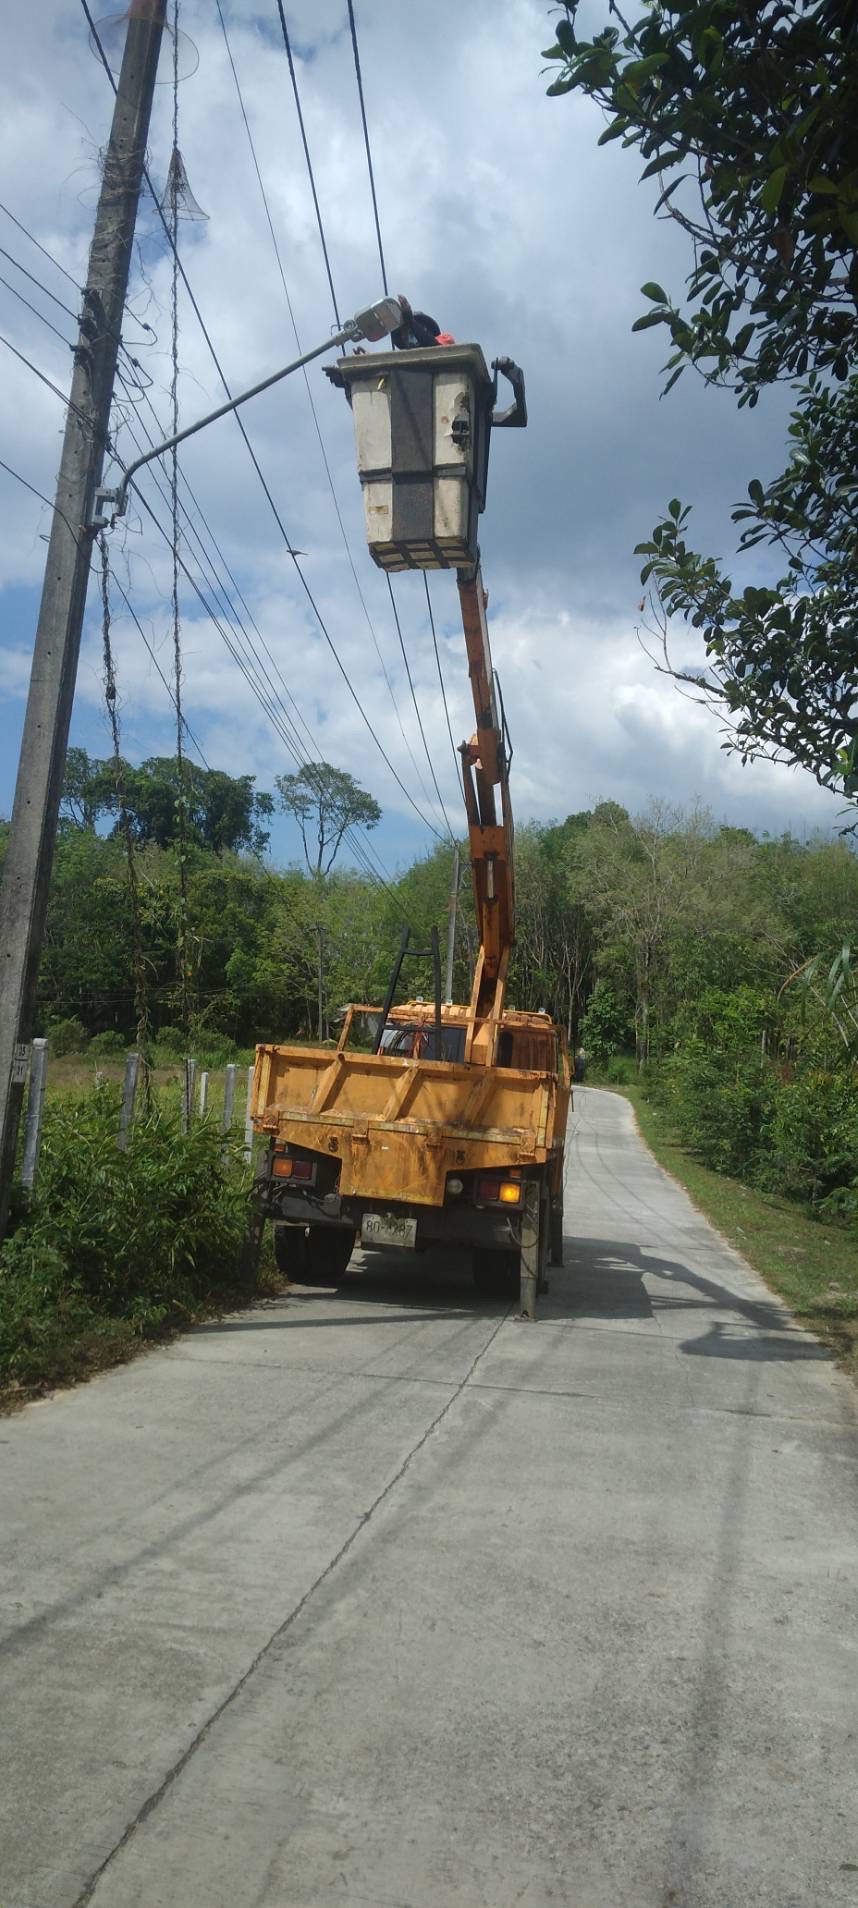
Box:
275, 762, 381, 876
543, 0, 858, 800
60, 752, 274, 855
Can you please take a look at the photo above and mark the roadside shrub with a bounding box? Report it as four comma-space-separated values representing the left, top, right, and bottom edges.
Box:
0, 1086, 252, 1389
757, 1071, 858, 1210
88, 1030, 128, 1057
46, 1015, 88, 1056
603, 1054, 637, 1085
651, 1046, 775, 1180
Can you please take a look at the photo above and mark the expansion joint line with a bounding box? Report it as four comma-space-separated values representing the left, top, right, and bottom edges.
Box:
71, 1304, 510, 1906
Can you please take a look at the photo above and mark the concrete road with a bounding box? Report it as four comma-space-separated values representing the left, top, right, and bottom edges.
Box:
2, 1087, 857, 1908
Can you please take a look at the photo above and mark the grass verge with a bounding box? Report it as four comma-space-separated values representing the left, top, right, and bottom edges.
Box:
615, 1084, 858, 1383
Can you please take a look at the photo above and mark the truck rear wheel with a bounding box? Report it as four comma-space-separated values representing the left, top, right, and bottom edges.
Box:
305, 1226, 356, 1283
273, 1224, 307, 1279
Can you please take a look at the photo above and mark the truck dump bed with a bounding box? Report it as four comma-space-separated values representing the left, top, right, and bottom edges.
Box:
251, 1038, 568, 1208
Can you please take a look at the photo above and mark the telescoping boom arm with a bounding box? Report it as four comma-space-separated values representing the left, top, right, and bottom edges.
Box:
456, 563, 515, 1037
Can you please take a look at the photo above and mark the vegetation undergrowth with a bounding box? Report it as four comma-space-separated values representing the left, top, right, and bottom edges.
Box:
0, 1084, 276, 1410
615, 1081, 858, 1382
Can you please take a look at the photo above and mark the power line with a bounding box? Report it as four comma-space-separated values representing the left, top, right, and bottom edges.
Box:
0, 243, 78, 320
0, 330, 99, 434
0, 197, 80, 290
0, 449, 211, 770
0, 441, 391, 902
340, 2, 464, 837
216, 0, 439, 825
112, 385, 399, 889
385, 575, 456, 840
345, 0, 388, 294
81, 0, 442, 846
424, 572, 462, 790
273, 1, 341, 326
0, 200, 157, 355
0, 270, 75, 349
127, 472, 402, 899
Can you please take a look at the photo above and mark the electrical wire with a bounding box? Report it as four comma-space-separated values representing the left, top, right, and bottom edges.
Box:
112, 385, 399, 890
81, 0, 443, 845
0, 196, 80, 289
216, 0, 439, 824
0, 443, 395, 905
345, 0, 388, 294
341, 2, 466, 833
272, 1, 341, 326
0, 330, 99, 435
127, 474, 402, 901
0, 244, 78, 321
0, 450, 211, 769
385, 575, 457, 840
424, 572, 463, 789
0, 271, 75, 349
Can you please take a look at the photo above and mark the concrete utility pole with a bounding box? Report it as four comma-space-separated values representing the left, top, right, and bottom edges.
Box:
0, 0, 166, 1238
444, 845, 460, 1003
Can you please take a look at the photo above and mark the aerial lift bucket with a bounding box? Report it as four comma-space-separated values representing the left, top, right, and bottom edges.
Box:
328, 343, 523, 572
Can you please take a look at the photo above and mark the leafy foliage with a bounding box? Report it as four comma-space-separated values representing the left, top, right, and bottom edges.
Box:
637, 376, 858, 794
60, 750, 274, 855
543, 0, 858, 397
0, 1087, 252, 1390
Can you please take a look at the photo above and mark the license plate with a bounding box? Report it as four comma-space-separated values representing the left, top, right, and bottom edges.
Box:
361, 1212, 417, 1250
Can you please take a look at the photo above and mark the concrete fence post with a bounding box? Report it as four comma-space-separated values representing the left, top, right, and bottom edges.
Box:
21, 1038, 48, 1191
222, 1063, 236, 1132
117, 1051, 140, 1152
182, 1057, 196, 1134
198, 1069, 209, 1118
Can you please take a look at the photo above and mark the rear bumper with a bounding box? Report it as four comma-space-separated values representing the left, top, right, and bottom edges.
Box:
262, 1183, 522, 1251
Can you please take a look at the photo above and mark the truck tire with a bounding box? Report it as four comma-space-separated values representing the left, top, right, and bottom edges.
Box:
273, 1223, 307, 1279
305, 1226, 356, 1283
472, 1247, 519, 1298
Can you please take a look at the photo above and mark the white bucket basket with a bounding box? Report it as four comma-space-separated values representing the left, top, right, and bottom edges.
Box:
330, 343, 495, 572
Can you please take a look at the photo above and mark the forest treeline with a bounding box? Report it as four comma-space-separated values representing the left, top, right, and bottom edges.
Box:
2, 764, 857, 1228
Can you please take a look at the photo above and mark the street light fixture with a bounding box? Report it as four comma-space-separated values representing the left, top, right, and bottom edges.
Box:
91, 293, 403, 529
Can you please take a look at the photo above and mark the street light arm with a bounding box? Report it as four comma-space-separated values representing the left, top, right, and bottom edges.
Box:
91, 294, 402, 528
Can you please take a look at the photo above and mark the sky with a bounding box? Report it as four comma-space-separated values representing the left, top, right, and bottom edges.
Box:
0, 0, 844, 878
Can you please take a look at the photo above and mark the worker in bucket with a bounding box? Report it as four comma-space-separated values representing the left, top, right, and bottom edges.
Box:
391, 294, 455, 350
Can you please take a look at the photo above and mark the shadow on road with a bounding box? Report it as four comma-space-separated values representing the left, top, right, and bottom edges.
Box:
561, 1236, 829, 1362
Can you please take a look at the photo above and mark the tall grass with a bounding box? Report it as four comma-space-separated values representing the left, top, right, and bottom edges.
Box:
1, 1083, 256, 1396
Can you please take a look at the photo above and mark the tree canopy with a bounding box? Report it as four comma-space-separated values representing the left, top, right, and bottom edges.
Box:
60, 751, 274, 855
